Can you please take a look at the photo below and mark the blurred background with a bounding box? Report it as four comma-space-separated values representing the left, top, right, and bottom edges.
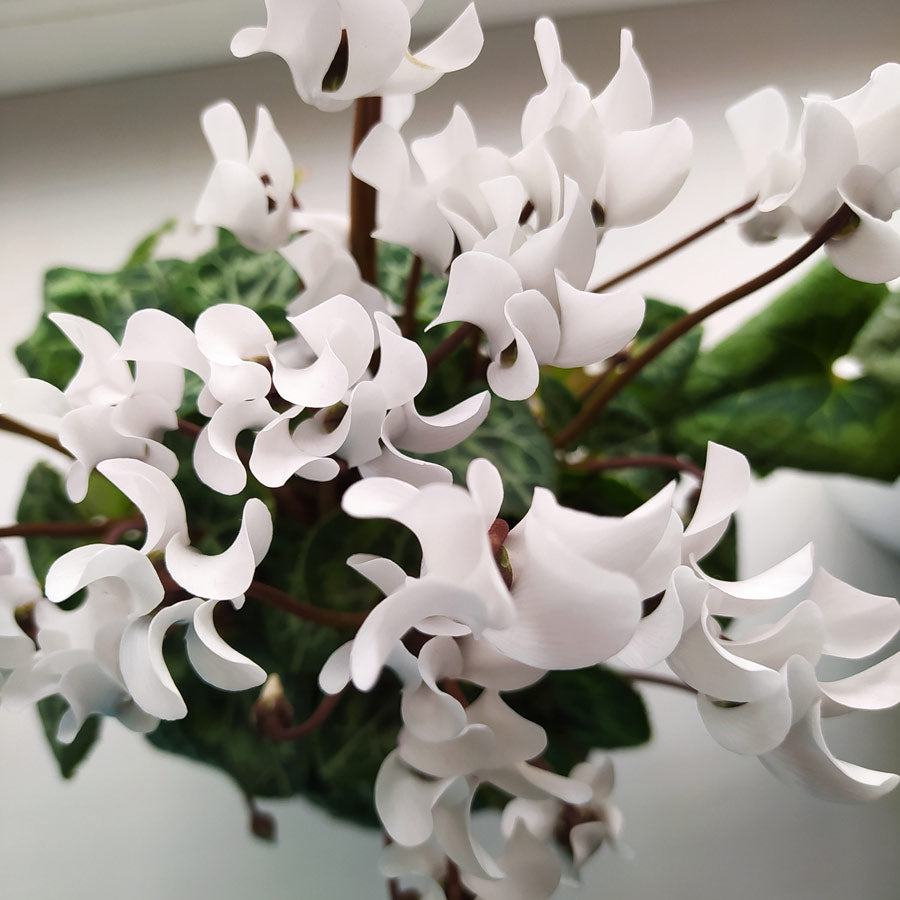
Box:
1, 0, 899, 897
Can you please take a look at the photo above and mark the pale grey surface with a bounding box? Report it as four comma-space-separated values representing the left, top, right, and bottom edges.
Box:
2, 0, 899, 897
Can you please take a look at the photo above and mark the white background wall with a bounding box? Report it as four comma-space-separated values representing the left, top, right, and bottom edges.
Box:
1, 0, 899, 897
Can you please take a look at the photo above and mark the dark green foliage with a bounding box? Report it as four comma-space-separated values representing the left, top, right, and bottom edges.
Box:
16, 464, 135, 601
37, 696, 101, 779
849, 290, 900, 389
430, 397, 558, 521
14, 224, 897, 838
551, 265, 899, 481
15, 228, 298, 392
506, 667, 651, 774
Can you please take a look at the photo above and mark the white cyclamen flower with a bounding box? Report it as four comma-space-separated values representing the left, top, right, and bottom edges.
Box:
231, 0, 483, 113
728, 64, 900, 281
195, 101, 301, 252
514, 20, 693, 231
663, 443, 900, 801
430, 180, 645, 400
2, 313, 182, 502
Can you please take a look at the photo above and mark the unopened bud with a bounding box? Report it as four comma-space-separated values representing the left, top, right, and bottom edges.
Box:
252, 674, 294, 736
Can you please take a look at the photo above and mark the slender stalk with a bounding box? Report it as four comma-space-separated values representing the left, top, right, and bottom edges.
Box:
569, 454, 704, 482
426, 323, 479, 371
0, 414, 71, 458
444, 860, 475, 900
592, 196, 758, 293
102, 515, 145, 544
246, 579, 367, 629
554, 203, 855, 449
349, 96, 383, 285
625, 670, 697, 695
262, 691, 344, 742
400, 254, 423, 339
0, 520, 109, 540
176, 418, 203, 440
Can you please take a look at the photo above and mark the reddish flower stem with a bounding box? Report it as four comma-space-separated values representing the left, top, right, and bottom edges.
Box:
554, 203, 855, 449
426, 322, 479, 371
262, 690, 345, 742
401, 254, 423, 339
246, 579, 367, 629
0, 414, 72, 458
592, 196, 758, 293
0, 520, 109, 540
568, 453, 704, 482
350, 96, 383, 285
625, 670, 697, 695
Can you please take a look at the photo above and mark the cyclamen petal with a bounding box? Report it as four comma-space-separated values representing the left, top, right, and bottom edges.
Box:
682, 442, 751, 562
97, 458, 188, 554
819, 653, 900, 714
56, 661, 159, 743
761, 701, 900, 802
349, 579, 489, 691
697, 675, 793, 756
599, 119, 693, 228
375, 749, 465, 846
165, 498, 272, 601
120, 598, 203, 720
193, 398, 277, 495
249, 409, 340, 487
49, 313, 133, 406
382, 3, 483, 96
461, 821, 562, 900
185, 598, 267, 691
118, 309, 211, 381
553, 276, 644, 369
45, 544, 164, 617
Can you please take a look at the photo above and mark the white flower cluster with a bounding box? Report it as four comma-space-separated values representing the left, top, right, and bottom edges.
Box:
729, 64, 900, 281
3, 2, 900, 898
311, 445, 900, 894
352, 19, 684, 399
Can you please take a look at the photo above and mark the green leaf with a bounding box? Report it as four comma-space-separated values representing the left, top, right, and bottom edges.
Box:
16, 463, 134, 595
37, 695, 101, 779
553, 264, 899, 482
506, 666, 651, 775
123, 218, 176, 268
148, 510, 420, 827
683, 262, 887, 399
15, 229, 298, 399
429, 397, 557, 521
849, 291, 900, 389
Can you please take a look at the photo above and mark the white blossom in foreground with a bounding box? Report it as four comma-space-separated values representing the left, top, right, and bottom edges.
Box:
352, 22, 692, 276
666, 443, 900, 801
514, 20, 692, 231
231, 0, 483, 113
728, 64, 900, 281
352, 104, 513, 271
1, 313, 182, 502
430, 180, 645, 400
117, 296, 488, 491
2, 457, 273, 736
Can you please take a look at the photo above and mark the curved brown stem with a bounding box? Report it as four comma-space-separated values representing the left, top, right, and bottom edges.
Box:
102, 515, 146, 544
592, 196, 758, 293
624, 670, 697, 695
350, 96, 383, 284
0, 414, 71, 458
401, 254, 423, 339
261, 690, 345, 741
554, 203, 855, 449
568, 454, 704, 482
0, 520, 109, 540
246, 579, 367, 629
426, 323, 479, 371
